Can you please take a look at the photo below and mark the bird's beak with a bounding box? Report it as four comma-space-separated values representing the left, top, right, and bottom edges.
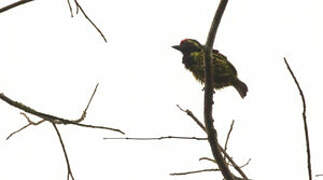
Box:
172, 45, 181, 51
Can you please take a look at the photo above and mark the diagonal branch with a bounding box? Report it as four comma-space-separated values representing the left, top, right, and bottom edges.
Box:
0, 83, 124, 135
52, 122, 75, 180
177, 105, 248, 179
66, 0, 74, 17
177, 104, 205, 130
284, 57, 312, 180
0, 0, 107, 42
224, 120, 235, 152
0, 0, 34, 14
73, 0, 107, 42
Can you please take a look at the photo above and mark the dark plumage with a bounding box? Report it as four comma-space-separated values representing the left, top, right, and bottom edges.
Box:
172, 39, 248, 98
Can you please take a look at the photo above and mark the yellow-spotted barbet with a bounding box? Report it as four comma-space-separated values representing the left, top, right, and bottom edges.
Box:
172, 39, 248, 98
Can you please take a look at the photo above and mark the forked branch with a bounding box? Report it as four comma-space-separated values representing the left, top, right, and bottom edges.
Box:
177, 105, 248, 179
1, 84, 125, 180
0, 84, 124, 135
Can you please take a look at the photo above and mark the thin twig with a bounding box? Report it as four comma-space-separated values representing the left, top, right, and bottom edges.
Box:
284, 57, 312, 180
73, 83, 99, 124
82, 83, 99, 119
0, 0, 34, 14
6, 113, 45, 140
177, 104, 205, 130
0, 0, 106, 42
6, 123, 31, 140
224, 120, 235, 152
66, 0, 74, 17
74, 0, 79, 14
316, 174, 323, 177
170, 168, 220, 176
52, 122, 75, 180
224, 120, 235, 162
68, 122, 125, 134
199, 157, 217, 163
177, 105, 248, 179
103, 136, 207, 140
199, 157, 251, 169
73, 0, 107, 42
239, 158, 251, 169
177, 105, 207, 132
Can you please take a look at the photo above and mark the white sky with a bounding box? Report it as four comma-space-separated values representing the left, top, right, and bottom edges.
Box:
1, 0, 323, 179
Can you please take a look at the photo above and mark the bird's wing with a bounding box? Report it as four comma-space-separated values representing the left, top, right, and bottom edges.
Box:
212, 52, 237, 76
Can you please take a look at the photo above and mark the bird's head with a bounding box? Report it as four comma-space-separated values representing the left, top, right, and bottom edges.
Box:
172, 39, 203, 55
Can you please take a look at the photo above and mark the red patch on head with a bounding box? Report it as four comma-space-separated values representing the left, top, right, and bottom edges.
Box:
180, 39, 189, 45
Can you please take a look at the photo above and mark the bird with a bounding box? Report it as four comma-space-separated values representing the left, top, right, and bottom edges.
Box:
172, 39, 248, 98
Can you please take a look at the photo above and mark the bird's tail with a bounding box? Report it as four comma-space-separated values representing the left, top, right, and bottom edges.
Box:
232, 79, 248, 98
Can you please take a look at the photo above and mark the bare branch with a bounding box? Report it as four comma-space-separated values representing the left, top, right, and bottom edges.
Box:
6, 123, 31, 140
170, 168, 220, 176
199, 157, 217, 163
2, 84, 124, 180
73, 0, 107, 42
224, 120, 235, 152
83, 83, 99, 115
52, 122, 75, 180
0, 84, 124, 134
177, 104, 205, 131
74, 0, 79, 14
6, 113, 45, 140
239, 158, 251, 169
199, 157, 251, 169
0, 92, 72, 123
0, 0, 106, 42
203, 0, 234, 179
316, 174, 323, 177
0, 0, 34, 14
224, 120, 235, 162
202, 0, 248, 179
177, 105, 248, 179
74, 83, 99, 123
68, 122, 125, 134
284, 57, 312, 180
66, 0, 74, 17
103, 136, 207, 140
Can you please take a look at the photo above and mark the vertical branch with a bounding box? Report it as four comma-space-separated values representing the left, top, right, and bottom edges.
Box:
284, 58, 312, 180
224, 120, 235, 162
203, 0, 236, 180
